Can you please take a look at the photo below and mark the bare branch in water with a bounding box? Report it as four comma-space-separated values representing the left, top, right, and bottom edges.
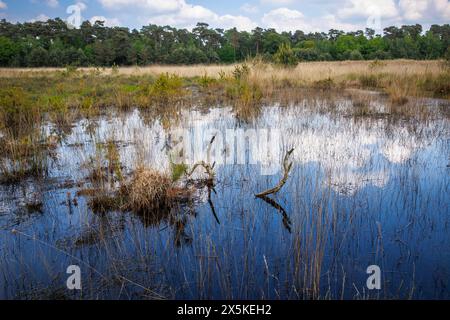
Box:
186, 134, 216, 181
255, 148, 294, 197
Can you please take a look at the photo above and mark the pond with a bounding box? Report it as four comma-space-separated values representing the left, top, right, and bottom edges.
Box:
0, 93, 449, 299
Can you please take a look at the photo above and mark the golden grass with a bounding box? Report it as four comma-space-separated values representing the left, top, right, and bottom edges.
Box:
0, 59, 442, 81
3, 60, 446, 101
123, 167, 172, 213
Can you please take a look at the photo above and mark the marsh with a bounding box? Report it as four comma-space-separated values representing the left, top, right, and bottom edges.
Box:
0, 66, 448, 299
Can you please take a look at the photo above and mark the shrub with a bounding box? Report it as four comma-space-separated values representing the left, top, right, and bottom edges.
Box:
294, 48, 321, 62
274, 43, 298, 67
232, 64, 250, 81
148, 73, 185, 105
0, 88, 39, 134
349, 50, 364, 60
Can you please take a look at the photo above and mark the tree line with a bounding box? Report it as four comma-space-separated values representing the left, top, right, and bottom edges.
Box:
0, 19, 449, 67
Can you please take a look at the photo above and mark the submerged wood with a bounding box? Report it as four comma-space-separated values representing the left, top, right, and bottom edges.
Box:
255, 148, 294, 197
186, 135, 216, 181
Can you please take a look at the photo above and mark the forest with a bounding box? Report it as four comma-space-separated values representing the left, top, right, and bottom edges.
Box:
0, 19, 449, 67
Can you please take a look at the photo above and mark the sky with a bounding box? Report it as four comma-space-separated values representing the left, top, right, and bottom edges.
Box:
0, 0, 449, 33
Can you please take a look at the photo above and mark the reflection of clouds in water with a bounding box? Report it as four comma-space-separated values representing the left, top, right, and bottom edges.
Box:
382, 142, 415, 164
380, 127, 420, 164
328, 171, 389, 196
291, 130, 376, 170
287, 129, 388, 196
54, 105, 429, 197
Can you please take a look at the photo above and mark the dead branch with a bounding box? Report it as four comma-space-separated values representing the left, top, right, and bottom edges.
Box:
186, 135, 216, 181
255, 148, 294, 197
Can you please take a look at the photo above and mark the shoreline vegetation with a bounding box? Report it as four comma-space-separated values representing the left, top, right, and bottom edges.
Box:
1, 59, 449, 104
0, 59, 448, 185
1, 17, 449, 300
0, 58, 449, 299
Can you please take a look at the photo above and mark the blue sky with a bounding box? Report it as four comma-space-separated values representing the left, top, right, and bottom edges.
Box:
0, 0, 449, 33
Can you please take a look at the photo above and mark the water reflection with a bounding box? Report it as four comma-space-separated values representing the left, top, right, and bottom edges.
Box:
0, 96, 449, 299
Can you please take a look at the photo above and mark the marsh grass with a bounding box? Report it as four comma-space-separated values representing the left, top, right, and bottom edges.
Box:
0, 60, 448, 299
122, 167, 172, 213
1, 60, 447, 184
147, 73, 187, 107
1, 60, 447, 119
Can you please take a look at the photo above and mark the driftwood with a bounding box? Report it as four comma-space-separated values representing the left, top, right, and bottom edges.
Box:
255, 148, 294, 197
186, 135, 216, 181
185, 135, 220, 224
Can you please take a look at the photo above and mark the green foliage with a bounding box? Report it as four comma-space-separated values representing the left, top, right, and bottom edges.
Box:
168, 46, 208, 64
294, 48, 321, 61
197, 73, 217, 88
0, 19, 448, 66
170, 161, 188, 182
274, 43, 298, 66
348, 50, 364, 60
232, 64, 250, 81
148, 73, 185, 104
0, 87, 38, 130
27, 47, 49, 67
0, 36, 19, 65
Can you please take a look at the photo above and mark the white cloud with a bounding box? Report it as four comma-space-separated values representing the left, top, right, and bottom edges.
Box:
321, 14, 364, 32
262, 7, 360, 32
217, 15, 257, 30
435, 0, 450, 19
399, 0, 450, 21
260, 0, 294, 5
337, 0, 398, 19
336, 0, 450, 25
89, 0, 450, 31
262, 8, 306, 31
98, 0, 182, 13
399, 0, 428, 20
0, 0, 7, 9
30, 14, 50, 22
98, 0, 256, 31
147, 1, 256, 30
90, 15, 121, 27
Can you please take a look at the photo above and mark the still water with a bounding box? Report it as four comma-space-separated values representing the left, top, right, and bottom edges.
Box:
0, 96, 449, 299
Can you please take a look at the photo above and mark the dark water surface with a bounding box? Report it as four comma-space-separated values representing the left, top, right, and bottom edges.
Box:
1, 96, 449, 299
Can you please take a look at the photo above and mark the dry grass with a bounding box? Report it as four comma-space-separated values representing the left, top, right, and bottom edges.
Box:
123, 167, 172, 213
0, 59, 442, 81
